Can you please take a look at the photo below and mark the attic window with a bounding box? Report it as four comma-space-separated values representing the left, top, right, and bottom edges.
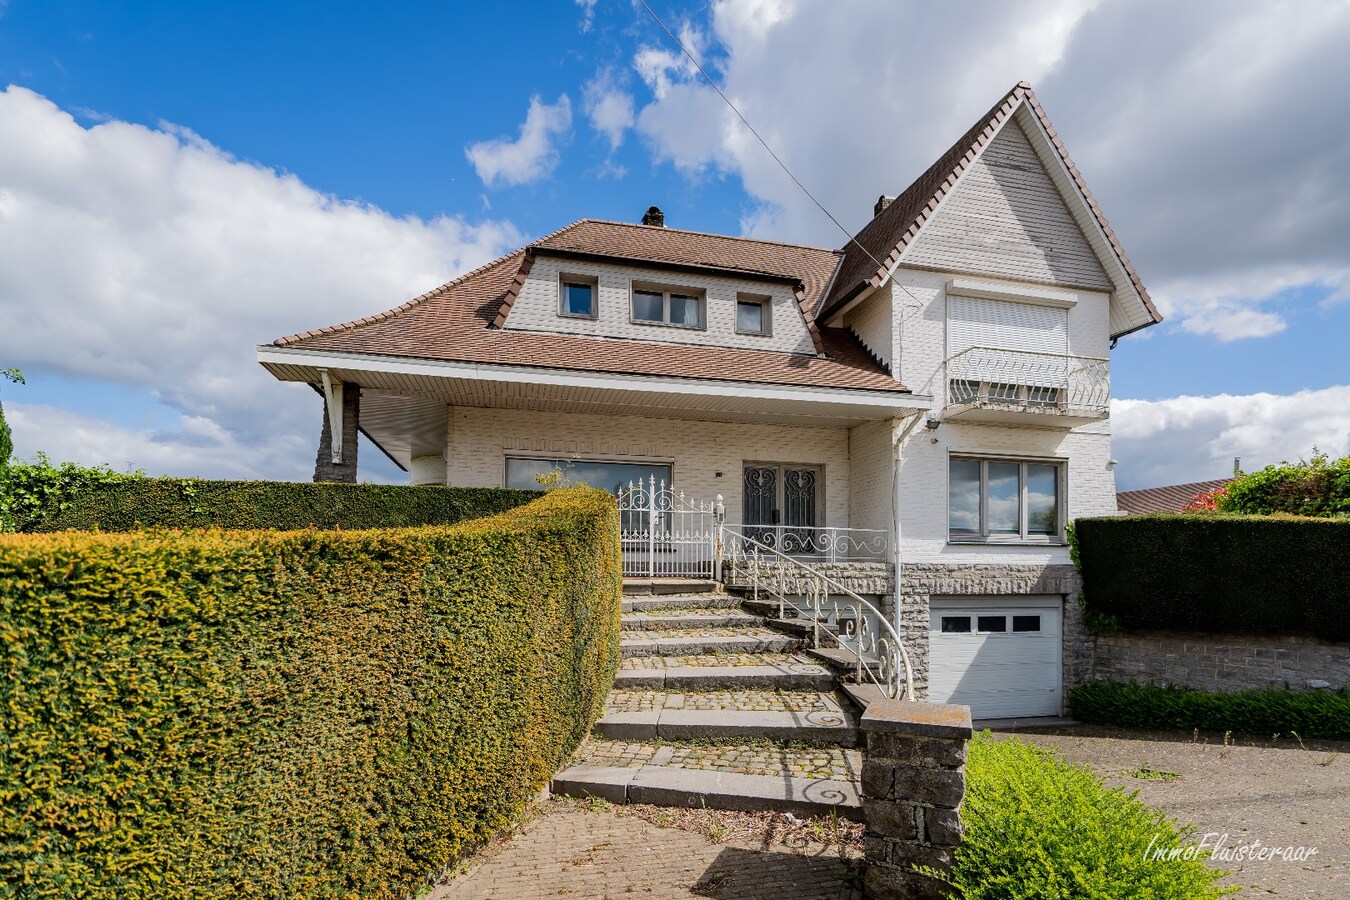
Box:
631, 283, 705, 329
559, 274, 598, 319
735, 294, 771, 336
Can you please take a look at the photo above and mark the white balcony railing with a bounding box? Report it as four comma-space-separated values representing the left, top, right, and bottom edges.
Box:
945, 347, 1110, 420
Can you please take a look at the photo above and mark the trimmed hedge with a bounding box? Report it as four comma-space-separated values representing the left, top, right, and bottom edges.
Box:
1068, 681, 1350, 740
930, 733, 1233, 898
1072, 513, 1350, 639
15, 476, 539, 533
0, 486, 622, 898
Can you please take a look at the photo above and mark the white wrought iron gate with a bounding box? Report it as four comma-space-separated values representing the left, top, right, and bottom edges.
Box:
617, 476, 718, 578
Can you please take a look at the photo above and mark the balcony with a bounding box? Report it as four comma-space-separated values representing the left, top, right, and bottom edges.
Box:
944, 347, 1109, 427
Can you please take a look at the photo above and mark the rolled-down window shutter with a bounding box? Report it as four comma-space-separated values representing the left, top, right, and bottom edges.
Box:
948, 296, 1071, 392
948, 296, 1069, 356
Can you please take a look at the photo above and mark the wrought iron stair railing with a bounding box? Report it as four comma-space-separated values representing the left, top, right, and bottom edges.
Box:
719, 524, 915, 701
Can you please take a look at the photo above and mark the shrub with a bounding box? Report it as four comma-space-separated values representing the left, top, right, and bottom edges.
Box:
0, 487, 622, 898
2, 464, 539, 533
1068, 681, 1350, 740
0, 455, 141, 532
931, 733, 1234, 898
1071, 513, 1350, 639
1217, 451, 1350, 518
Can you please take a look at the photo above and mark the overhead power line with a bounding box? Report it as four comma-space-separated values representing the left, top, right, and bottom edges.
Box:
636, 0, 893, 278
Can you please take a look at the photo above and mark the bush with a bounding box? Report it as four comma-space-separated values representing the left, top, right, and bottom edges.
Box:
0, 487, 622, 898
932, 733, 1233, 898
1, 461, 539, 533
1217, 451, 1350, 518
0, 455, 142, 532
1072, 513, 1350, 639
1068, 681, 1350, 740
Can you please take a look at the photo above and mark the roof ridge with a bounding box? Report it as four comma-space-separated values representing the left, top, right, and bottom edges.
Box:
272, 248, 525, 346
566, 217, 843, 255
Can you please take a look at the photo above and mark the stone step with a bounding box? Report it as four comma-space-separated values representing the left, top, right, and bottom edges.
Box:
622, 594, 742, 613
593, 689, 859, 746
551, 764, 862, 821
621, 611, 765, 631
806, 646, 882, 676
615, 660, 835, 691
621, 629, 805, 658
623, 579, 718, 596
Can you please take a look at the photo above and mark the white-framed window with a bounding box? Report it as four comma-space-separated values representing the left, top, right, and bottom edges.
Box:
504, 456, 671, 495
631, 282, 705, 329
948, 456, 1064, 543
735, 293, 772, 336
559, 273, 598, 319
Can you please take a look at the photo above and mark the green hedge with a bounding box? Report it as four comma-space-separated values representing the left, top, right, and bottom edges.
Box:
929, 733, 1232, 898
1072, 513, 1350, 639
10, 472, 539, 533
1068, 681, 1350, 740
0, 486, 622, 898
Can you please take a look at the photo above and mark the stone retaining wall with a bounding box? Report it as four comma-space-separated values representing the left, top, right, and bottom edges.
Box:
1089, 630, 1350, 692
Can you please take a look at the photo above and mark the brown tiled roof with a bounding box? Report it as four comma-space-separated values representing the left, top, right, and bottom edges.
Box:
272, 222, 908, 395
820, 82, 1161, 333
1116, 479, 1232, 515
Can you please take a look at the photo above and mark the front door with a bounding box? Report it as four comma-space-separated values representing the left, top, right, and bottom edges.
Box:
742, 464, 821, 553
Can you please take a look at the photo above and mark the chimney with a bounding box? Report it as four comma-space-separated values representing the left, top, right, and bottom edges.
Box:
641, 206, 665, 227
874, 195, 894, 217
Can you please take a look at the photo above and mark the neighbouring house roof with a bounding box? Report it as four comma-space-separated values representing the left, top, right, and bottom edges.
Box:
819, 81, 1162, 337
272, 221, 909, 395
1116, 479, 1232, 515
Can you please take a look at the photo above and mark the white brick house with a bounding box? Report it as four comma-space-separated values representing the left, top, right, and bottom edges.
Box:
258, 82, 1160, 719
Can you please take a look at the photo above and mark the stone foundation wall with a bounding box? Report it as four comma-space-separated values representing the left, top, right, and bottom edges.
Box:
1089, 630, 1350, 693
722, 560, 894, 596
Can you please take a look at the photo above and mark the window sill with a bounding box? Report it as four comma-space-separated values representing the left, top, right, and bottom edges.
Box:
558, 311, 598, 321
947, 537, 1067, 547
630, 318, 707, 332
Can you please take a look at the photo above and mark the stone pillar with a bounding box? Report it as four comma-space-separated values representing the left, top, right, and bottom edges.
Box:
313, 382, 360, 483
861, 699, 972, 899
409, 453, 447, 486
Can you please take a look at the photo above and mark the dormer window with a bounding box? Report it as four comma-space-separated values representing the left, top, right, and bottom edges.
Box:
736, 294, 771, 336
631, 283, 705, 329
559, 274, 598, 319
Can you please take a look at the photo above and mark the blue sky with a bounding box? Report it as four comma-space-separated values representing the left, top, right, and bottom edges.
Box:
1, 0, 1347, 490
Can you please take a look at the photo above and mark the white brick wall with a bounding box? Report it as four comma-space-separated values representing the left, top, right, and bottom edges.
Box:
848, 419, 894, 539
445, 406, 851, 528
843, 287, 893, 370
504, 256, 816, 356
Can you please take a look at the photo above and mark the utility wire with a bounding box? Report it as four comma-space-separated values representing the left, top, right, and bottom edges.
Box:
637, 0, 893, 279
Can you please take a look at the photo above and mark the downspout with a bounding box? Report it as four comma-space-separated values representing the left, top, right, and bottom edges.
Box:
890, 412, 925, 639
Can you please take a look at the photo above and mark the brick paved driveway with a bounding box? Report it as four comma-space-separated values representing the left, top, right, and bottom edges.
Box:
436, 801, 861, 900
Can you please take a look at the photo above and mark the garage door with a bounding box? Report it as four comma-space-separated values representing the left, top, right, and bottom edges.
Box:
928, 597, 1062, 719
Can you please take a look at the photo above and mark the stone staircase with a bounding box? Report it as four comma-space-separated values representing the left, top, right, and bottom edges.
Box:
551, 578, 869, 821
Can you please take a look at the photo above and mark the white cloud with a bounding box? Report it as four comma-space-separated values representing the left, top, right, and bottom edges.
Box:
583, 70, 636, 151
465, 94, 572, 187
0, 85, 520, 479
629, 0, 1350, 342
1111, 387, 1350, 489
575, 0, 597, 33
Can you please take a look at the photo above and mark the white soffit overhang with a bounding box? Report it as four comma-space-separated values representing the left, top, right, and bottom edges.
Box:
258, 346, 931, 429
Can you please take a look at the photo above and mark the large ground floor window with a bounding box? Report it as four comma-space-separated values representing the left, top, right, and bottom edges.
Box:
949, 456, 1063, 543
504, 456, 672, 495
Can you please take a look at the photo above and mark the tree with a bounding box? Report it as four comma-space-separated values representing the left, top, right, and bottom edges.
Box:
0, 368, 23, 470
